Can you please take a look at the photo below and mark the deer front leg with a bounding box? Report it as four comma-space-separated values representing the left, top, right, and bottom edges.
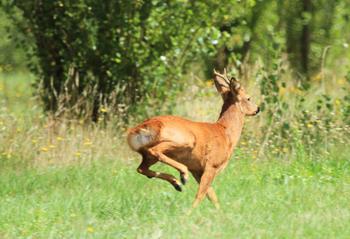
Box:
137, 154, 183, 192
192, 171, 220, 209
192, 167, 217, 208
148, 142, 190, 185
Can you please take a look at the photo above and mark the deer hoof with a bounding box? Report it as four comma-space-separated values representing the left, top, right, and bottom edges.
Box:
173, 183, 182, 192
180, 174, 188, 185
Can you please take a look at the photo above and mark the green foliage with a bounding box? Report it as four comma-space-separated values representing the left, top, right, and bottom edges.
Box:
280, 0, 350, 74
243, 50, 350, 159
1, 0, 350, 121
0, 8, 26, 71
0, 0, 252, 120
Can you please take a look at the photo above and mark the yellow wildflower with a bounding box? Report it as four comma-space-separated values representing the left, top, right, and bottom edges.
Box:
290, 87, 303, 95
100, 107, 108, 113
87, 226, 94, 233
74, 152, 81, 157
206, 81, 213, 87
279, 87, 287, 96
337, 78, 346, 85
40, 147, 49, 152
84, 140, 92, 146
311, 72, 322, 82
56, 136, 64, 141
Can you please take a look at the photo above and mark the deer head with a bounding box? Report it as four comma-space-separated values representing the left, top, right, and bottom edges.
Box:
214, 68, 260, 116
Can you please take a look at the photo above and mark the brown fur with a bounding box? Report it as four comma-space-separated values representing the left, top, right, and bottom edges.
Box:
127, 70, 259, 208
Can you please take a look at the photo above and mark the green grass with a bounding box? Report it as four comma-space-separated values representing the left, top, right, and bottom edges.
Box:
1, 148, 349, 239
0, 72, 37, 117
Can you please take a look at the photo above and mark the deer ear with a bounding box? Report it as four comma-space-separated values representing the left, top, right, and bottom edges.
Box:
213, 75, 230, 94
233, 81, 241, 92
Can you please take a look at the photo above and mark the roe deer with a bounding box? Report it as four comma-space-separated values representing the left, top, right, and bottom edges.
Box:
127, 69, 259, 208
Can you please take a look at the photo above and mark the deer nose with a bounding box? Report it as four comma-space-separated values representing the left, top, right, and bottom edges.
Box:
256, 107, 260, 115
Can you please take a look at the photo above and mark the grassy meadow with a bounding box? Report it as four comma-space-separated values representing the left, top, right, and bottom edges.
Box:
0, 72, 350, 238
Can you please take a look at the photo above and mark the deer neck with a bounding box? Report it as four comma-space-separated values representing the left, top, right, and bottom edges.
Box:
217, 102, 245, 148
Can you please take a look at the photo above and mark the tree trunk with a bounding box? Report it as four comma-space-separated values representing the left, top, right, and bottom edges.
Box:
300, 0, 311, 76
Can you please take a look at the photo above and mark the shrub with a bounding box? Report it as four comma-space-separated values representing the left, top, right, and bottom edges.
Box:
0, 1, 252, 121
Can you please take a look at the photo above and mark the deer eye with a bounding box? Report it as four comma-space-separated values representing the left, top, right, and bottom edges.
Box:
247, 97, 251, 101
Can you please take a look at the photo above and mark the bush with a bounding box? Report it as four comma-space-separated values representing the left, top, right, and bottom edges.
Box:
0, 1, 251, 121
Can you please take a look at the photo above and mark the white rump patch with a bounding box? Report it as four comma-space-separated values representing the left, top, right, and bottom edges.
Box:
128, 128, 155, 151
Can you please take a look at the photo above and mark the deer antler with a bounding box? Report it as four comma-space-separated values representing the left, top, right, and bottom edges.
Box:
213, 68, 240, 91
213, 68, 230, 85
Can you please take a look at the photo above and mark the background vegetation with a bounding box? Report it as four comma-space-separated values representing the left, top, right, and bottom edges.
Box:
0, 0, 349, 238
1, 0, 350, 120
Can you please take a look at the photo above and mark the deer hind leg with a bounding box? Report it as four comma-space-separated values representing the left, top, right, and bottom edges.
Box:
192, 166, 217, 208
192, 171, 220, 209
137, 152, 183, 192
147, 142, 190, 185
